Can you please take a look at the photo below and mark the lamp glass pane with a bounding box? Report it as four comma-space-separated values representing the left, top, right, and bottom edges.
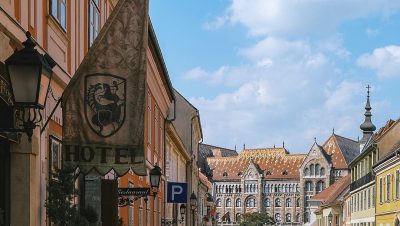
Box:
150, 174, 160, 188
8, 64, 41, 104
38, 71, 51, 107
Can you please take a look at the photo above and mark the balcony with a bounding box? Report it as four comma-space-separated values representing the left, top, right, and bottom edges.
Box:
350, 172, 374, 191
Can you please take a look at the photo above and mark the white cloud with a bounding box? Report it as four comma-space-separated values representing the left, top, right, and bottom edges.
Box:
203, 16, 228, 30
208, 0, 400, 36
357, 45, 400, 78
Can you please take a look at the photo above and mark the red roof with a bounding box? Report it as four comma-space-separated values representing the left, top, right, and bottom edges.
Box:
311, 174, 350, 205
207, 148, 305, 181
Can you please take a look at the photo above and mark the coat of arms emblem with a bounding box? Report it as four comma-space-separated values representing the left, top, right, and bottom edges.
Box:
85, 74, 126, 137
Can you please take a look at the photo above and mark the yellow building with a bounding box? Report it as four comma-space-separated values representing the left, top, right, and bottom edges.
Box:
374, 119, 400, 226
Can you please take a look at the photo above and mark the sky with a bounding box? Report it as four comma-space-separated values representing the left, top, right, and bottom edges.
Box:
149, 0, 400, 154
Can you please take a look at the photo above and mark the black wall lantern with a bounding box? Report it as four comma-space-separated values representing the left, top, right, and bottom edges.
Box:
150, 164, 162, 197
328, 212, 333, 226
0, 31, 55, 140
190, 192, 197, 226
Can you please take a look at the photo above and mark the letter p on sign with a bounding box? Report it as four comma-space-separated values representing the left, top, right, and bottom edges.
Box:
167, 182, 187, 203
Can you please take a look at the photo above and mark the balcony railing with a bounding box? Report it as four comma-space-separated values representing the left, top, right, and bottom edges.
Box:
350, 172, 374, 191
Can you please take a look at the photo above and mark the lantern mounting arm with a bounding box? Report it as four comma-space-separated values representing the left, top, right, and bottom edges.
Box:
40, 96, 62, 134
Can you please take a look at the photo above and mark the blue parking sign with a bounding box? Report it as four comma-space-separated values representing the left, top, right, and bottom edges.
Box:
167, 182, 187, 203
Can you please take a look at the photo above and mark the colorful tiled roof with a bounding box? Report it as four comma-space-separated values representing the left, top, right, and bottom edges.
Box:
322, 134, 358, 169
311, 174, 350, 205
207, 148, 305, 181
198, 144, 238, 177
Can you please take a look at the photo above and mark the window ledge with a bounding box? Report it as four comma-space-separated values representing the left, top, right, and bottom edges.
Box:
47, 15, 69, 45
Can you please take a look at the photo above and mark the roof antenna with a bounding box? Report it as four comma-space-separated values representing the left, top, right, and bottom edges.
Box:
235, 145, 237, 151
314, 137, 317, 143
332, 128, 335, 134
243, 143, 246, 150
283, 141, 285, 148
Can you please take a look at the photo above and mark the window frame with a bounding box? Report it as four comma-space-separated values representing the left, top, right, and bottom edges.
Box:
89, 0, 101, 46
50, 0, 67, 30
49, 136, 62, 179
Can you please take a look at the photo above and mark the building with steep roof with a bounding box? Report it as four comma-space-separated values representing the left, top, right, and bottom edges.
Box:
313, 175, 351, 226
300, 134, 359, 226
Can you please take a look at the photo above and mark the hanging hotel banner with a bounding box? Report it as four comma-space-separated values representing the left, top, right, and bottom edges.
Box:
62, 0, 149, 176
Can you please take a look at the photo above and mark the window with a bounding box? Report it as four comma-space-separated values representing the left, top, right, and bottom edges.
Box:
236, 199, 241, 207
320, 167, 325, 176
246, 198, 256, 208
50, 0, 66, 30
296, 198, 300, 207
50, 136, 62, 177
282, 170, 288, 175
275, 198, 281, 207
305, 181, 313, 192
147, 92, 151, 145
304, 168, 309, 176
387, 174, 391, 201
285, 198, 291, 207
128, 181, 134, 226
304, 212, 310, 223
236, 214, 241, 222
310, 164, 315, 176
264, 198, 270, 207
380, 177, 383, 203
315, 164, 320, 175
368, 188, 371, 208
216, 213, 220, 221
396, 170, 400, 199
223, 172, 228, 177
89, 0, 100, 46
226, 199, 232, 207
154, 106, 158, 154
286, 213, 291, 222
316, 181, 325, 193
217, 199, 222, 207
275, 213, 281, 222
296, 213, 300, 222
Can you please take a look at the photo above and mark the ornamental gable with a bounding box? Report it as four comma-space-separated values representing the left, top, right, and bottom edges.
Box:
243, 161, 261, 180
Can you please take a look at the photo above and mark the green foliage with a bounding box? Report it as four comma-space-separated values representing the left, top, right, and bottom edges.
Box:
45, 165, 94, 226
239, 212, 276, 226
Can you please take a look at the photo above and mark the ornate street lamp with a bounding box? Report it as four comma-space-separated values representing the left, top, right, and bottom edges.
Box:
149, 164, 162, 197
1, 31, 55, 140
328, 212, 333, 226
179, 204, 186, 224
190, 192, 197, 226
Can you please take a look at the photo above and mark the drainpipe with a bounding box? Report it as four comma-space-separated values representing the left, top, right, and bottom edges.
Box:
163, 96, 176, 225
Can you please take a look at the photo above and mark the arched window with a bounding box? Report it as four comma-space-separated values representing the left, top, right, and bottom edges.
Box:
305, 181, 313, 192
217, 199, 222, 207
296, 213, 300, 222
226, 198, 232, 207
304, 168, 310, 176
296, 184, 299, 192
275, 198, 281, 207
264, 198, 270, 207
236, 198, 241, 207
236, 213, 241, 223
296, 198, 300, 207
275, 213, 281, 222
286, 198, 292, 207
310, 164, 315, 176
315, 164, 321, 175
316, 181, 325, 193
216, 213, 221, 221
223, 172, 228, 177
286, 213, 291, 222
246, 197, 256, 207
320, 167, 325, 176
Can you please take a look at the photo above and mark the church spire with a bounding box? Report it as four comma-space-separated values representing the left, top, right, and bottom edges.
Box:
360, 85, 376, 150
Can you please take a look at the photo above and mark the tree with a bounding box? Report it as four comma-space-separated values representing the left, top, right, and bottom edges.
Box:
239, 212, 276, 226
46, 165, 93, 226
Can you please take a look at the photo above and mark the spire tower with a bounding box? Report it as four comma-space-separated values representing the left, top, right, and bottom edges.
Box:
359, 85, 376, 151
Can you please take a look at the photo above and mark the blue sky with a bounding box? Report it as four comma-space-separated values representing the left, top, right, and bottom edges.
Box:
150, 0, 400, 153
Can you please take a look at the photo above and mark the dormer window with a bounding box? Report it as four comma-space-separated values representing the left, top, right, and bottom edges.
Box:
266, 171, 272, 176
223, 172, 228, 177
237, 172, 243, 176
282, 170, 288, 175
